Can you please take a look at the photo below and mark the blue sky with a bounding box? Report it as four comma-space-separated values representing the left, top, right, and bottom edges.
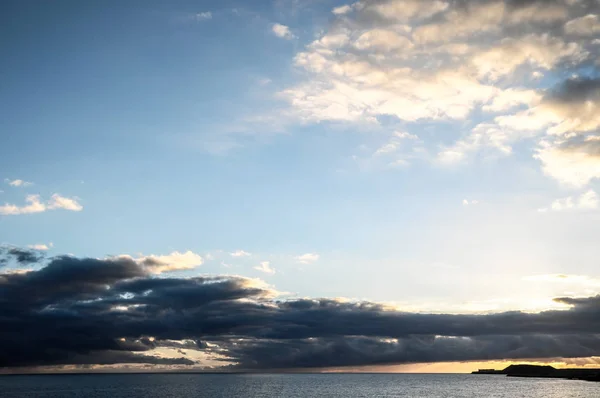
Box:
2, 0, 600, 315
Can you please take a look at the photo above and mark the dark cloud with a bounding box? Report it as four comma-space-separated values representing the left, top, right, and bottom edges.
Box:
218, 334, 600, 370
1, 251, 600, 370
0, 246, 44, 266
546, 77, 600, 104
554, 295, 600, 309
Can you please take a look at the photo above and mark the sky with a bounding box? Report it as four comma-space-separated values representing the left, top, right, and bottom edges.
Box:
1, 0, 600, 372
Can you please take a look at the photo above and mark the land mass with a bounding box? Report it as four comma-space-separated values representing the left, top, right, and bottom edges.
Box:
472, 364, 600, 382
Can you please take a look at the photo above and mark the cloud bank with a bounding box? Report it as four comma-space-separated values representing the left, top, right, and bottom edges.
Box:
1, 249, 600, 371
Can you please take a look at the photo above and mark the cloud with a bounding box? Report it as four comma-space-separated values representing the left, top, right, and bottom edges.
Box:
272, 23, 295, 40
0, 194, 82, 215
282, 0, 596, 125
118, 251, 204, 274
538, 190, 598, 212
470, 34, 584, 81
374, 131, 420, 158
195, 12, 212, 20
28, 243, 53, 251
5, 179, 32, 187
295, 253, 320, 264
0, 246, 45, 266
442, 75, 600, 171
0, 195, 46, 215
482, 89, 542, 113
462, 199, 479, 206
47, 194, 83, 211
565, 14, 600, 36
332, 4, 354, 15
230, 250, 252, 257
3, 250, 600, 370
274, 0, 600, 187
254, 261, 275, 274
535, 133, 600, 187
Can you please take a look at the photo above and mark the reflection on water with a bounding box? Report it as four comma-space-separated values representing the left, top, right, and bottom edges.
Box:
0, 373, 597, 398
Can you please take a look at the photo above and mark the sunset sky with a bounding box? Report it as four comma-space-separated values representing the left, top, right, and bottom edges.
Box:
1, 0, 600, 372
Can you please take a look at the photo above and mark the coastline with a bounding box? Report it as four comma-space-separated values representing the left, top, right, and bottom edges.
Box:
472, 364, 600, 382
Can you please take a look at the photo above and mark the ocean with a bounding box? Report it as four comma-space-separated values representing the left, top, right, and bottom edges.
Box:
0, 373, 597, 397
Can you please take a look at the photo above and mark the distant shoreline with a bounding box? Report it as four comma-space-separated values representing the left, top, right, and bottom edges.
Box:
472, 364, 600, 382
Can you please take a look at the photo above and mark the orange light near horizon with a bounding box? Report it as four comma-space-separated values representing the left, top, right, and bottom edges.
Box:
321, 357, 600, 373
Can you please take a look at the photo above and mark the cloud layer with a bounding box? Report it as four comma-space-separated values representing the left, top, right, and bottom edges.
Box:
281, 0, 600, 185
1, 249, 600, 371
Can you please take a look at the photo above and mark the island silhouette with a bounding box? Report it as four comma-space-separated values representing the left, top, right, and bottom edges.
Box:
472, 364, 600, 382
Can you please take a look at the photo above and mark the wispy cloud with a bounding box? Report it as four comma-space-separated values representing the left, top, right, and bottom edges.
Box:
117, 251, 204, 275
254, 261, 275, 274
0, 194, 83, 216
295, 253, 319, 264
195, 11, 212, 20
538, 190, 598, 212
47, 194, 83, 211
272, 23, 295, 40
462, 199, 479, 206
230, 250, 251, 257
5, 179, 32, 187
332, 4, 353, 15
28, 243, 53, 251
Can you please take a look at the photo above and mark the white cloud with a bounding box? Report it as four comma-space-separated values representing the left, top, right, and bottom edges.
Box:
119, 251, 204, 274
271, 0, 599, 188
394, 131, 418, 140
353, 29, 414, 52
538, 190, 598, 212
254, 261, 275, 274
482, 88, 542, 113
535, 137, 600, 188
443, 76, 600, 169
5, 179, 32, 187
437, 123, 518, 163
28, 243, 53, 251
332, 4, 353, 15
471, 34, 584, 81
578, 189, 599, 209
372, 131, 423, 167
47, 194, 83, 211
0, 194, 82, 216
0, 195, 48, 216
375, 142, 400, 156
295, 253, 320, 264
195, 12, 212, 20
230, 250, 251, 257
462, 199, 479, 206
281, 5, 584, 126
272, 23, 295, 40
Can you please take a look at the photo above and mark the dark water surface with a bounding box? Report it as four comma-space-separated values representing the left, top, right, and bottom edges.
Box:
0, 373, 597, 397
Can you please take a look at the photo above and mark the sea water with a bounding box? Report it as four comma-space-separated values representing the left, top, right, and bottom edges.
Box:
0, 373, 597, 398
